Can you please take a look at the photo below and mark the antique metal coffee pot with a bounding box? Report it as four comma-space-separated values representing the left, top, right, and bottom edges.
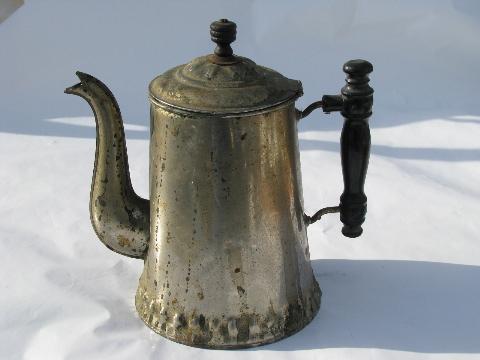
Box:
65, 19, 373, 348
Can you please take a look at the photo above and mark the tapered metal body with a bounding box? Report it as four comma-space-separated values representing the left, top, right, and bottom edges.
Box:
136, 102, 320, 347
65, 19, 373, 349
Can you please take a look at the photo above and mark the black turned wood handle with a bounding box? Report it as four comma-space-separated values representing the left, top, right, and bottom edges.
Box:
299, 59, 373, 237
338, 60, 373, 237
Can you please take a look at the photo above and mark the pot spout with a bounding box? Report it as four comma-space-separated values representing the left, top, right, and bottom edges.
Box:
65, 72, 149, 259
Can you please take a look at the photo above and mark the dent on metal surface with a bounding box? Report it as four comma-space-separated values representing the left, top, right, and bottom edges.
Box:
134, 102, 320, 348
65, 73, 149, 259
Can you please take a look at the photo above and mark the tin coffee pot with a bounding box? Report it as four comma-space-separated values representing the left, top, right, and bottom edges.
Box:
65, 19, 373, 348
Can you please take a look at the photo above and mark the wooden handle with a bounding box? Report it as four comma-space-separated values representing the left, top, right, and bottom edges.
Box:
339, 59, 373, 237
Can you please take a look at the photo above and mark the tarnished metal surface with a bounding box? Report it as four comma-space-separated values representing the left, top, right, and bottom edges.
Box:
66, 70, 321, 347
149, 55, 302, 114
65, 72, 150, 258
134, 101, 320, 348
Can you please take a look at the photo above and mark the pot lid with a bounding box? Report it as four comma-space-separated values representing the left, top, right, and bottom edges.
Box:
149, 19, 303, 115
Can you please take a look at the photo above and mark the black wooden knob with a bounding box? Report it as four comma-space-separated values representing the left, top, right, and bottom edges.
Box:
343, 59, 373, 77
210, 19, 237, 57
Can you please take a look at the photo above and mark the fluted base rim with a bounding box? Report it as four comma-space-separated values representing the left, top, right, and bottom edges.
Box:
135, 281, 321, 349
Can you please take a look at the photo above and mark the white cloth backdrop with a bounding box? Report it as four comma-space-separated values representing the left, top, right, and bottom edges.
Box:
1, 1, 480, 359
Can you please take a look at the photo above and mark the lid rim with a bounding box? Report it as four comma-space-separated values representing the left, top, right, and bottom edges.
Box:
149, 90, 303, 117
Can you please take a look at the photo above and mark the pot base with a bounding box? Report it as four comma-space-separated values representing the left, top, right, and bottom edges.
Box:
135, 281, 321, 349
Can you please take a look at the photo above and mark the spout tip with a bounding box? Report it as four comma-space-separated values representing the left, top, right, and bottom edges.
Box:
65, 71, 94, 95
75, 71, 93, 82
64, 82, 82, 95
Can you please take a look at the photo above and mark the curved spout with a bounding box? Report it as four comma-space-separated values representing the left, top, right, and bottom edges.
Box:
65, 72, 149, 259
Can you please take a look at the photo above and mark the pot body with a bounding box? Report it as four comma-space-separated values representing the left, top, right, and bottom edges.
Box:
135, 101, 320, 348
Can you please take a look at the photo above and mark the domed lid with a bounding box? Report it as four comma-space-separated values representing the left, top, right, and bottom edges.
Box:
149, 19, 303, 115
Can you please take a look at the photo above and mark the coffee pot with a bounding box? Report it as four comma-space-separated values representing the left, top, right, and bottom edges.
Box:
65, 19, 373, 349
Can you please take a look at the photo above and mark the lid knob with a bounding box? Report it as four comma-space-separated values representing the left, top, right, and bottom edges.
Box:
210, 19, 237, 59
